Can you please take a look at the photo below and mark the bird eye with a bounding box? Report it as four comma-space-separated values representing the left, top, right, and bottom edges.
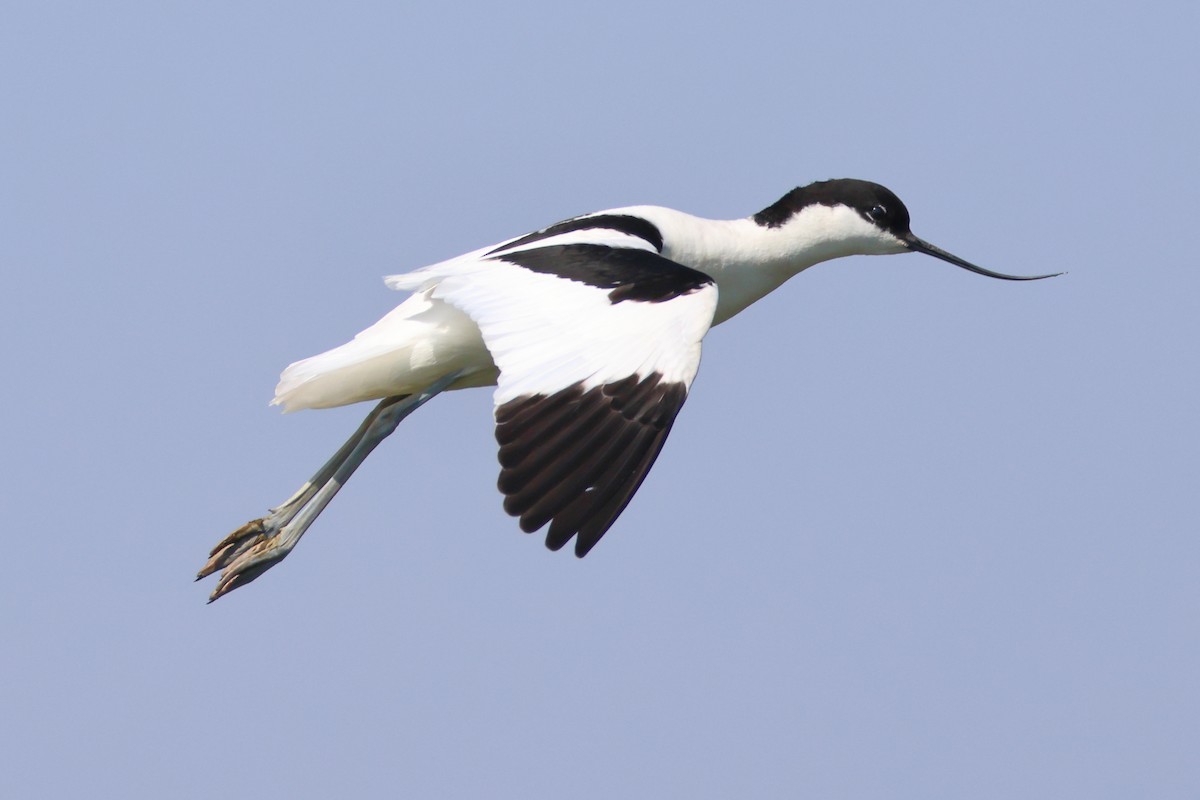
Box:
869, 204, 888, 221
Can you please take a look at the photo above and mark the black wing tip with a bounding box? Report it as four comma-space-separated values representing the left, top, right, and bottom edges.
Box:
496, 374, 688, 557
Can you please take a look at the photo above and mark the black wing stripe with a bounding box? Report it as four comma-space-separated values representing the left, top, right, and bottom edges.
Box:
492, 244, 713, 304
486, 214, 665, 255
494, 373, 688, 555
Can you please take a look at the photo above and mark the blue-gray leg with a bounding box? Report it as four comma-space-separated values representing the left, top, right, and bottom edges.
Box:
198, 371, 462, 602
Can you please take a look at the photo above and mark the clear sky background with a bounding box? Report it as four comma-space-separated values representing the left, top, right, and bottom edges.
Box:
3, 2, 1197, 797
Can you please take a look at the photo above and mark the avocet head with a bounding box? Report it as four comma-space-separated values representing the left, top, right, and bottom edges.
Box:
755, 178, 1060, 280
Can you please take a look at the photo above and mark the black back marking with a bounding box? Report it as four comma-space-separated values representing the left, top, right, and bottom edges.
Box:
492, 243, 713, 304
753, 178, 912, 237
494, 373, 688, 556
488, 214, 665, 255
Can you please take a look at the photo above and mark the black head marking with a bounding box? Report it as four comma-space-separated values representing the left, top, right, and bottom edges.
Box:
753, 178, 912, 238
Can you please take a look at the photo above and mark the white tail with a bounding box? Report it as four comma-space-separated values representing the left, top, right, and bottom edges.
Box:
272, 289, 494, 412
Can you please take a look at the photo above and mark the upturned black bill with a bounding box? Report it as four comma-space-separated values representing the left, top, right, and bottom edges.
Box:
905, 235, 1061, 281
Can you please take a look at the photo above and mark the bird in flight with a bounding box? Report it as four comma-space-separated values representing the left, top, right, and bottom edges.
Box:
198, 178, 1058, 601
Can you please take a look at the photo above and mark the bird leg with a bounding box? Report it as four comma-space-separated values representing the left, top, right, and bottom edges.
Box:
196, 401, 395, 591
198, 371, 462, 602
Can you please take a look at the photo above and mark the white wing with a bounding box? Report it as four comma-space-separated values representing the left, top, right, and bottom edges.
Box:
386, 219, 718, 555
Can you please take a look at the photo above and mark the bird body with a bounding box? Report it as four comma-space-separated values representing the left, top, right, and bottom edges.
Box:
273, 200, 911, 412
199, 179, 1058, 601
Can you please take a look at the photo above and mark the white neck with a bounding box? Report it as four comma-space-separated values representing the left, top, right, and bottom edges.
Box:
635, 204, 890, 325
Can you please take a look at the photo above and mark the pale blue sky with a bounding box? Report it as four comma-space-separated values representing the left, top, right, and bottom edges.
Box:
2, 2, 1197, 797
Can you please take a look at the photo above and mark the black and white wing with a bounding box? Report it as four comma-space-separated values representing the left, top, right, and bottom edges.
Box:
386, 214, 718, 555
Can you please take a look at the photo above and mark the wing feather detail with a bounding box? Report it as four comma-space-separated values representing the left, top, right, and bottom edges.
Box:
495, 374, 688, 555
386, 234, 718, 554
